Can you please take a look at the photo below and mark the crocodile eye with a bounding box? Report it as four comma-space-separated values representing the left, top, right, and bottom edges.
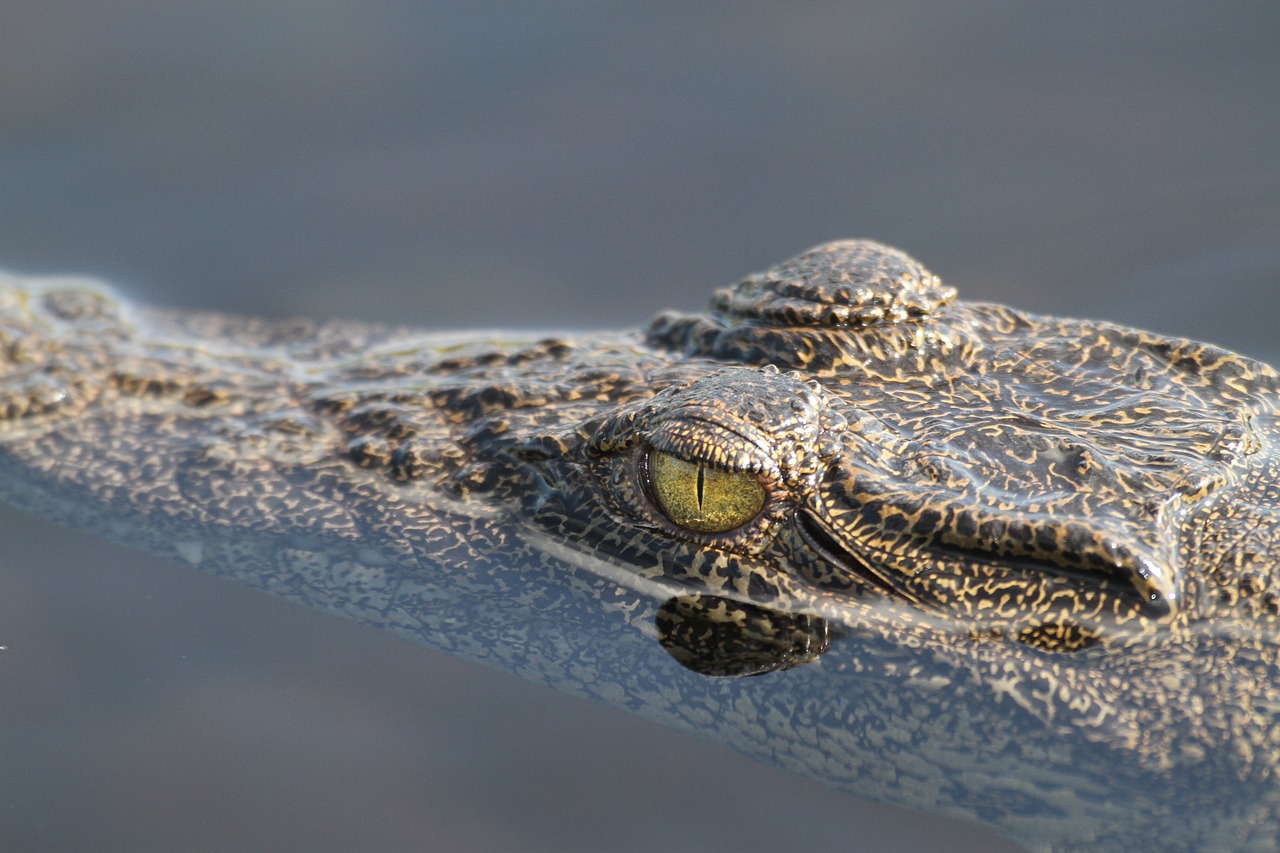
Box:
649, 450, 766, 534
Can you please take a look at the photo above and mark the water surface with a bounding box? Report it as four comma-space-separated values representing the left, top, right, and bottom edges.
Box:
1, 3, 1276, 851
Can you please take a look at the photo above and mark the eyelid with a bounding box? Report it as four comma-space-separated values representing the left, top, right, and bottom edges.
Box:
644, 417, 773, 479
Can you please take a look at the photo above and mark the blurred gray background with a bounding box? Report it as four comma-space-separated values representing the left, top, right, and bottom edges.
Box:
0, 2, 1276, 851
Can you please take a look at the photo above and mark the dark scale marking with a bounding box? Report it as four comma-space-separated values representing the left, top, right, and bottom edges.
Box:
2, 241, 1280, 853
915, 508, 943, 536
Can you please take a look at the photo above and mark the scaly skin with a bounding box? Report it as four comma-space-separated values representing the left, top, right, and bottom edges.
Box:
2, 241, 1279, 852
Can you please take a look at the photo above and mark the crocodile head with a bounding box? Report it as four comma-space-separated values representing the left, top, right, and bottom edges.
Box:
2, 241, 1280, 851
405, 242, 1280, 850
431, 240, 1275, 654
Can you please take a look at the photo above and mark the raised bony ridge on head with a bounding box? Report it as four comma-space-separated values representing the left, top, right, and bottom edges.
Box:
646, 239, 962, 371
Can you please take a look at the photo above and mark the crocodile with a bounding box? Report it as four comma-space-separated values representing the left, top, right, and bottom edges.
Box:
2, 240, 1279, 852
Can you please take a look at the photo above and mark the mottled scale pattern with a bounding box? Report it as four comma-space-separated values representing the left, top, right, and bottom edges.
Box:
2, 242, 1280, 853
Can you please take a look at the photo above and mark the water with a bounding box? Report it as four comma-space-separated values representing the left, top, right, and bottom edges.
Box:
0, 3, 1277, 851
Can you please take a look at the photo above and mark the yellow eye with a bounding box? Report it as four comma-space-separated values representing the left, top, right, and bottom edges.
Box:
649, 450, 766, 534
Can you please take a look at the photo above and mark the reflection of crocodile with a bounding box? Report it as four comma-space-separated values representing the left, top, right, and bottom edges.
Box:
2, 240, 1279, 851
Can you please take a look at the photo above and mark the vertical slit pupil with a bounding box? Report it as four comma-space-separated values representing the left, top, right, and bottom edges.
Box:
696, 464, 705, 509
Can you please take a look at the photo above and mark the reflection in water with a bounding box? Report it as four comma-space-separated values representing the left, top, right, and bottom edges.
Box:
656, 593, 831, 677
